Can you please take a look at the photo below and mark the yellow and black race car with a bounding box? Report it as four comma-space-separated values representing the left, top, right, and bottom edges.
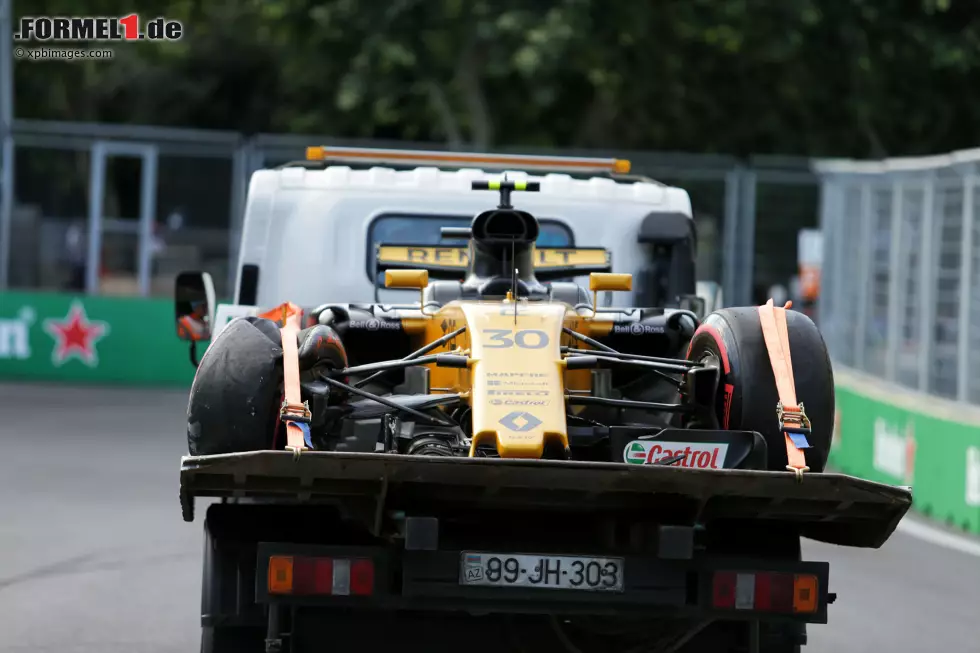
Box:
175, 180, 911, 653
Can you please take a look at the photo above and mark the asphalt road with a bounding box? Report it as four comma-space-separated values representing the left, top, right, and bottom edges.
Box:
1, 383, 978, 653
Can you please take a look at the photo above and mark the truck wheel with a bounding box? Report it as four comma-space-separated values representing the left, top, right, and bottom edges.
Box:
201, 626, 265, 653
199, 509, 266, 653
685, 306, 833, 473
681, 623, 802, 653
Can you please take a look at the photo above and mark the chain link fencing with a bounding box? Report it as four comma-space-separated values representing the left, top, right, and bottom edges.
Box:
1, 119, 821, 309
814, 149, 980, 404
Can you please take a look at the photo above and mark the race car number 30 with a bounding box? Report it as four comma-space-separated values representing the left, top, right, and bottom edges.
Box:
459, 552, 624, 592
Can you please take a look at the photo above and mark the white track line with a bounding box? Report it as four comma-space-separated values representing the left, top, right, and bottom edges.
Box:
895, 515, 980, 558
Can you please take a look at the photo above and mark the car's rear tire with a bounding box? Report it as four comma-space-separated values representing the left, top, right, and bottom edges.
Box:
186, 317, 348, 456
685, 306, 834, 473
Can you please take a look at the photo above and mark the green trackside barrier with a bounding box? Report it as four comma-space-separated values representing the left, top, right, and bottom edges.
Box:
830, 367, 980, 535
0, 290, 204, 386
5, 291, 979, 533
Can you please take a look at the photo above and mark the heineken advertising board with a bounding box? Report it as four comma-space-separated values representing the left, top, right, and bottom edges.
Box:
0, 291, 198, 386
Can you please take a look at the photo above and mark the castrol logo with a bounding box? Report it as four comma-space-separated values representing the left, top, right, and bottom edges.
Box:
623, 440, 729, 468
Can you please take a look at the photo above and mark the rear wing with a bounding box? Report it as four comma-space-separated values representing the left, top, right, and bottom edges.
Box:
375, 244, 612, 281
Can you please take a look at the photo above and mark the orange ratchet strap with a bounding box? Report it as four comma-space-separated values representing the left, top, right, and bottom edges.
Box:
259, 302, 311, 458
757, 299, 810, 480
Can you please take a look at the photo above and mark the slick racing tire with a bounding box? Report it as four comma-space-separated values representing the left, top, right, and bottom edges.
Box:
685, 306, 833, 473
186, 317, 348, 456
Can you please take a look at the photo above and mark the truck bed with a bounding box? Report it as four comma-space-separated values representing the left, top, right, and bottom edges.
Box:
180, 451, 912, 549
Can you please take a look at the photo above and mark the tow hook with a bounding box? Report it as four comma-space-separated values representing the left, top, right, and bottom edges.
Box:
265, 639, 282, 653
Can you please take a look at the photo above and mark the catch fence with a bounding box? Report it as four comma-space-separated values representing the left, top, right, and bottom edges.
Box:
0, 118, 820, 308
814, 148, 980, 404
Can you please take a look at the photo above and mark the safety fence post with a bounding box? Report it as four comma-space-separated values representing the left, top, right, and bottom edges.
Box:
956, 169, 976, 402
884, 175, 904, 384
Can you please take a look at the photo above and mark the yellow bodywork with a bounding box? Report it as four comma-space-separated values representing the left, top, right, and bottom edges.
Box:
397, 296, 618, 459
461, 301, 567, 458
386, 265, 627, 459
589, 273, 633, 292
384, 269, 429, 289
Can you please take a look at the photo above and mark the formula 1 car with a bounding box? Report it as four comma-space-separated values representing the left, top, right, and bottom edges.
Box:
175, 180, 912, 653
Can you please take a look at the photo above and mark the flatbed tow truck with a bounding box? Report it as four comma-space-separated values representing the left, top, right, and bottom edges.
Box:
180, 451, 909, 653
174, 148, 913, 653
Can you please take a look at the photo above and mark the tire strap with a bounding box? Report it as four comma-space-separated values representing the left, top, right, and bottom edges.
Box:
259, 301, 312, 458
757, 299, 810, 481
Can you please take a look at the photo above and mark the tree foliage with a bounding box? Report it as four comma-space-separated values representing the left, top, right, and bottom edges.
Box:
13, 0, 980, 157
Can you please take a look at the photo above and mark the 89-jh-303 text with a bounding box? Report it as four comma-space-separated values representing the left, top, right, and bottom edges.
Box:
460, 552, 624, 592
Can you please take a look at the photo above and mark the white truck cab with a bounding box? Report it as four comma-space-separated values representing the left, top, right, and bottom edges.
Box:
211, 147, 721, 340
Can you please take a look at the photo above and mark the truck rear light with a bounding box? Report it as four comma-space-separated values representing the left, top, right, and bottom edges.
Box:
711, 571, 819, 614
350, 558, 375, 596
734, 573, 755, 609
268, 556, 294, 594
712, 571, 736, 608
314, 558, 334, 593
754, 571, 772, 610
332, 559, 351, 595
267, 556, 375, 596
792, 574, 818, 613
764, 572, 795, 611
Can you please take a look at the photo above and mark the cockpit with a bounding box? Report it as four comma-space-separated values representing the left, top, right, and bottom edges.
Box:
378, 179, 607, 311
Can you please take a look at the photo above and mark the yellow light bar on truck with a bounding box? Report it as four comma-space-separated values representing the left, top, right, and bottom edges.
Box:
305, 146, 631, 175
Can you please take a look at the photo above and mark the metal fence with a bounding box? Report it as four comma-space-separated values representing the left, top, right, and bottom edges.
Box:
0, 118, 822, 307
814, 148, 980, 405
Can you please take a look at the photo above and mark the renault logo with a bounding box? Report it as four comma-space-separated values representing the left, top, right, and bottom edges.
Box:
498, 411, 542, 432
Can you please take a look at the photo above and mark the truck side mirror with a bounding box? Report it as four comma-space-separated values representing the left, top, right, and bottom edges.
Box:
175, 271, 216, 343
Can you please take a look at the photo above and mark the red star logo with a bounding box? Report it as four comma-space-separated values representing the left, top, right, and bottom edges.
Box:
43, 300, 110, 367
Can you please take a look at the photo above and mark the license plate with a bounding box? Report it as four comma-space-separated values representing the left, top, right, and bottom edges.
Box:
459, 552, 624, 592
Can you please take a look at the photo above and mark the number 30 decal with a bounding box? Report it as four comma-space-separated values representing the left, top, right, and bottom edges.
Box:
483, 328, 550, 349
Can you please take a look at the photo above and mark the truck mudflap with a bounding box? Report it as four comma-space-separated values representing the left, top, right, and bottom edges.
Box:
180, 451, 912, 549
